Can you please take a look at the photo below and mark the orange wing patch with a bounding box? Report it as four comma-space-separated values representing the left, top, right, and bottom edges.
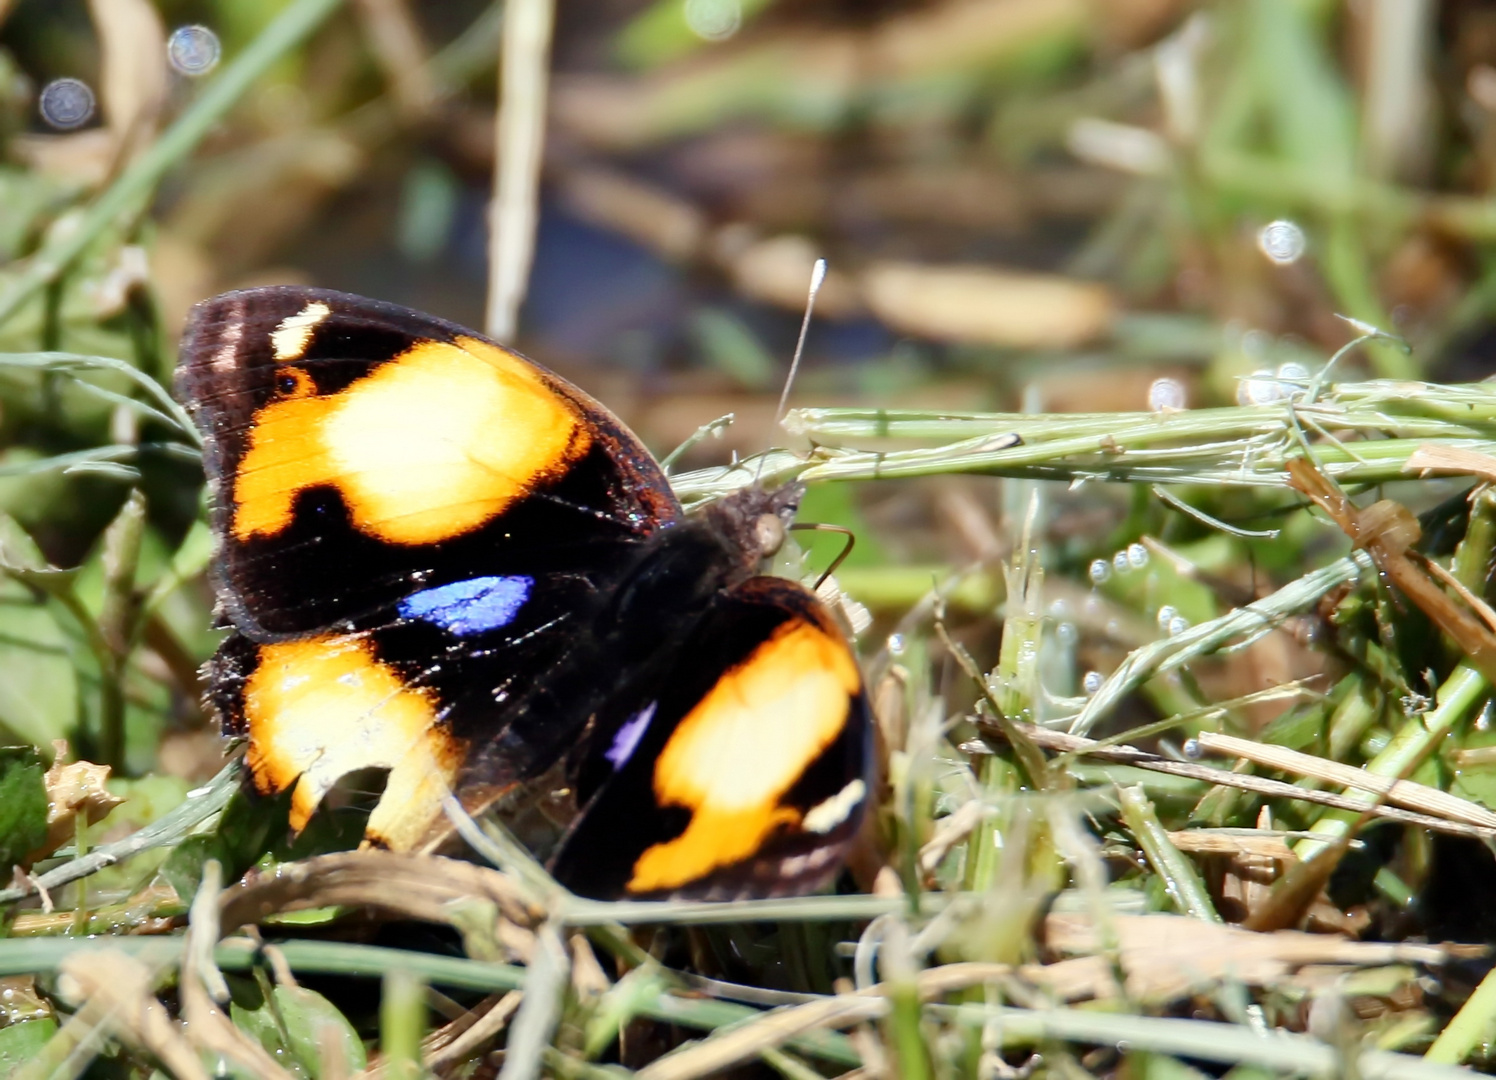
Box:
627, 619, 861, 894
243, 635, 464, 851
233, 336, 590, 545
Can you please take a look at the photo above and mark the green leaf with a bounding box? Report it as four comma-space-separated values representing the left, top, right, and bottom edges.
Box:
161, 786, 294, 900
0, 747, 49, 868
231, 978, 366, 1079
159, 833, 233, 905
1450, 731, 1496, 810
276, 985, 368, 1076
0, 1018, 59, 1074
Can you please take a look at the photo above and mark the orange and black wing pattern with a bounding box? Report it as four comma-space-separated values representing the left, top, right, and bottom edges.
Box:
178, 287, 680, 850
177, 286, 678, 637
178, 286, 872, 897
551, 576, 871, 900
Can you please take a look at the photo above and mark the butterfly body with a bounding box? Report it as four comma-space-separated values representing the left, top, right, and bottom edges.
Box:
178, 286, 871, 900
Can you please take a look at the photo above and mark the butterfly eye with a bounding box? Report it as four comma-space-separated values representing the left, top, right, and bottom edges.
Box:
753, 513, 785, 558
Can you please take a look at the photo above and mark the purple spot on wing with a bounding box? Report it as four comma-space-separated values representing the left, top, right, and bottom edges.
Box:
606, 702, 656, 770
398, 575, 533, 637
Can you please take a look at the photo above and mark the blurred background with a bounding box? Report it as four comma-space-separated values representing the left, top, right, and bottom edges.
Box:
0, 0, 1491, 774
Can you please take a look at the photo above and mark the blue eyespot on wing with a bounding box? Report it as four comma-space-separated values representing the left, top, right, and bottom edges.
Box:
398, 575, 534, 637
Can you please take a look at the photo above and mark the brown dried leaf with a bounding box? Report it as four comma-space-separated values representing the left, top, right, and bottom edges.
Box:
1042, 912, 1449, 1002
28, 741, 122, 863
90, 0, 167, 154
722, 233, 861, 317
10, 129, 117, 185
861, 261, 1116, 348
1405, 443, 1496, 484
1287, 456, 1496, 685
560, 168, 707, 263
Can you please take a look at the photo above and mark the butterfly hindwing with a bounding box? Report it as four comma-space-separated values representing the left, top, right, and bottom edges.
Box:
550, 575, 873, 900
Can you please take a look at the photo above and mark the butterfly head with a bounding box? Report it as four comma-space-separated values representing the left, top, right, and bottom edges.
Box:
700, 481, 805, 570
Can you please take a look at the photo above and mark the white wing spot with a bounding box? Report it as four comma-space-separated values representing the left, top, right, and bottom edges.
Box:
271, 301, 333, 361
802, 778, 866, 835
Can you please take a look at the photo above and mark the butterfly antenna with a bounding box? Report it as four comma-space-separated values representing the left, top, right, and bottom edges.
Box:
755, 258, 826, 485
776, 258, 826, 427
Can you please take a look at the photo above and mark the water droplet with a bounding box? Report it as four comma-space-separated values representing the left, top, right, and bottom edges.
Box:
1056, 622, 1078, 646
1183, 738, 1203, 759
1277, 360, 1309, 382
168, 25, 221, 76
684, 0, 742, 41
1238, 368, 1286, 406
887, 632, 906, 656
1112, 551, 1130, 574
1156, 605, 1177, 629
39, 78, 95, 129
1168, 615, 1190, 636
1148, 377, 1186, 411
1258, 219, 1306, 265
1126, 543, 1148, 569
1048, 598, 1070, 618
1082, 670, 1103, 694
1088, 558, 1112, 585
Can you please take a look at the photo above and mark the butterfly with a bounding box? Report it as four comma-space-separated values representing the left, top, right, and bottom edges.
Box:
176, 286, 873, 900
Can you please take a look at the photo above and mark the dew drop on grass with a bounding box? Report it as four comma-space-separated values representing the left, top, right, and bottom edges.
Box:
168, 25, 222, 76
1237, 369, 1279, 405
1112, 550, 1130, 574
1168, 615, 1190, 636
1258, 219, 1306, 265
1088, 558, 1112, 585
1156, 605, 1177, 629
1126, 542, 1148, 569
887, 632, 906, 656
1082, 670, 1103, 694
39, 78, 94, 129
1148, 377, 1186, 411
1056, 622, 1078, 646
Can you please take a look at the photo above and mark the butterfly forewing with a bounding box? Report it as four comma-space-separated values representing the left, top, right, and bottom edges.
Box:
178, 286, 678, 637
